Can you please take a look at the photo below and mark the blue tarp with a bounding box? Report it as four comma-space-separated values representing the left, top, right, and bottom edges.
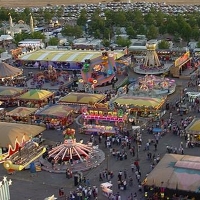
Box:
153, 128, 162, 133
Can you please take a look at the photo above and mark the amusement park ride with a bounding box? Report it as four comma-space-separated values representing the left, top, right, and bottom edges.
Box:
2, 137, 46, 172
134, 43, 171, 75
80, 51, 116, 87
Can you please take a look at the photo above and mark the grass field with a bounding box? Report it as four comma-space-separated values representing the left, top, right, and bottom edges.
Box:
0, 0, 200, 8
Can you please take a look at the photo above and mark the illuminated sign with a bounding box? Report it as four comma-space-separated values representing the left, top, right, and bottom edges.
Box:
175, 52, 190, 67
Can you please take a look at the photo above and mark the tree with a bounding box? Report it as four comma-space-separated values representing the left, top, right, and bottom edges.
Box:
126, 26, 136, 39
191, 26, 200, 41
144, 13, 155, 26
197, 41, 200, 48
102, 39, 110, 47
166, 17, 178, 35
158, 40, 170, 49
180, 22, 192, 41
115, 36, 131, 47
61, 24, 83, 38
136, 25, 146, 36
77, 10, 87, 27
48, 37, 59, 46
147, 25, 159, 39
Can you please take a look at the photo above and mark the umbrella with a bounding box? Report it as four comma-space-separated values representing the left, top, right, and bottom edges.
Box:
6, 107, 37, 117
59, 92, 105, 104
36, 105, 73, 118
0, 122, 45, 147
18, 89, 53, 101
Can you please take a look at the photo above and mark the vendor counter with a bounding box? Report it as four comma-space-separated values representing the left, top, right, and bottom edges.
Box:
81, 125, 117, 135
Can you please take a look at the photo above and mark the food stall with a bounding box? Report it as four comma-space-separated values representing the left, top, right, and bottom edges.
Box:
185, 118, 200, 144
59, 92, 106, 113
0, 86, 27, 106
6, 107, 37, 123
101, 182, 113, 198
35, 104, 74, 129
112, 95, 166, 121
18, 89, 54, 108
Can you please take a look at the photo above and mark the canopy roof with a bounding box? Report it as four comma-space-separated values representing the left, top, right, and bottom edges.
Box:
185, 118, 200, 133
0, 122, 45, 148
36, 105, 73, 118
0, 86, 26, 100
6, 107, 37, 117
59, 92, 106, 105
145, 154, 200, 192
18, 89, 53, 101
48, 139, 93, 161
113, 96, 166, 109
0, 62, 23, 79
18, 49, 124, 62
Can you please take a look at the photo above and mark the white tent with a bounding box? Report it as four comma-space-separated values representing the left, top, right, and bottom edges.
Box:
0, 35, 13, 41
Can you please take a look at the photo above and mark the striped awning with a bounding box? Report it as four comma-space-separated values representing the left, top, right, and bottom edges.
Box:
18, 49, 125, 62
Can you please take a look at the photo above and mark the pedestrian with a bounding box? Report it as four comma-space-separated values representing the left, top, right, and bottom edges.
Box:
131, 163, 135, 172
154, 143, 157, 151
124, 169, 127, 179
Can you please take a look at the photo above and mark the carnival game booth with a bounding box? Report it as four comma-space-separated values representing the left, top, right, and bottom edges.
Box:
112, 96, 166, 120
59, 92, 106, 105
185, 118, 200, 145
0, 122, 45, 164
143, 154, 200, 199
81, 106, 126, 135
35, 104, 74, 129
18, 89, 54, 108
0, 86, 27, 106
59, 92, 106, 113
6, 107, 37, 123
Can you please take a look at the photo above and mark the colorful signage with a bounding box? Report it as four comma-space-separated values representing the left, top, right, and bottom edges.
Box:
175, 51, 190, 67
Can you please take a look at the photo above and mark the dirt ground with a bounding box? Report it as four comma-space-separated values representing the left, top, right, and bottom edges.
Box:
1, 0, 200, 8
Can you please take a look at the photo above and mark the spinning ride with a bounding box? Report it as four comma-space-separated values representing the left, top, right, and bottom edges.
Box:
134, 43, 171, 75
42, 129, 105, 173
80, 52, 116, 87
128, 75, 176, 96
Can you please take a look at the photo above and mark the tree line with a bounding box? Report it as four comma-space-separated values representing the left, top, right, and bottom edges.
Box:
0, 7, 200, 47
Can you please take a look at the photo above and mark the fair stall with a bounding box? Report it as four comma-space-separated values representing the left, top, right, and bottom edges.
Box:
101, 182, 113, 198
81, 125, 117, 136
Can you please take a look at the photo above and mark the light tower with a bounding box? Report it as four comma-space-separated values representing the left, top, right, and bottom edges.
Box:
144, 43, 161, 68
30, 14, 34, 33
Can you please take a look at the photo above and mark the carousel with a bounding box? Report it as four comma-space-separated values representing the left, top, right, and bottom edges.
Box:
40, 128, 105, 173
128, 75, 176, 96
